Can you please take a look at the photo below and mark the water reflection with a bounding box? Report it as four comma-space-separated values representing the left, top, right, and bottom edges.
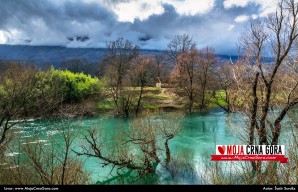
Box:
12, 110, 247, 184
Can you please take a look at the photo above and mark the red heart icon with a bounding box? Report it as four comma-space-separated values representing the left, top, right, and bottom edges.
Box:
218, 146, 225, 155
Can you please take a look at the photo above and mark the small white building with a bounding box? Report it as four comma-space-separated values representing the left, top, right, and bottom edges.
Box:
156, 77, 161, 88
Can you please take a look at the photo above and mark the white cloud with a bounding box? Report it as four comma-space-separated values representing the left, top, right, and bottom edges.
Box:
259, 5, 276, 17
100, 0, 216, 22
112, 0, 165, 22
109, 0, 277, 22
166, 0, 215, 16
45, 0, 165, 23
223, 0, 251, 9
227, 24, 235, 31
234, 15, 249, 23
0, 31, 7, 44
251, 14, 258, 19
3, 29, 24, 44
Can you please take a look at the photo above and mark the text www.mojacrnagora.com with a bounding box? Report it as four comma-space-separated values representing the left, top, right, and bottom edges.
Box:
4, 187, 59, 191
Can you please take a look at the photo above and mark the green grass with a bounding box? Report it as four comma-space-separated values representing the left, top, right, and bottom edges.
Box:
143, 103, 183, 109
208, 90, 228, 108
125, 87, 162, 92
143, 93, 174, 101
97, 87, 296, 112
97, 87, 229, 111
142, 88, 180, 109
97, 98, 115, 110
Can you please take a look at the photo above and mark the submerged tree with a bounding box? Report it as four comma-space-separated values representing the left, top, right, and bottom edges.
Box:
75, 113, 182, 182
229, 0, 298, 180
0, 63, 40, 152
0, 62, 102, 153
0, 117, 90, 185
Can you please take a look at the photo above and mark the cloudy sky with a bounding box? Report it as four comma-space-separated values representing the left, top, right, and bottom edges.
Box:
0, 0, 277, 55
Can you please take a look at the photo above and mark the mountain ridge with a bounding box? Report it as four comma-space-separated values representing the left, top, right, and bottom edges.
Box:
0, 44, 238, 66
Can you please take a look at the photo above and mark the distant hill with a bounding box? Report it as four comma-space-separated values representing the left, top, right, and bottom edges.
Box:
0, 45, 239, 67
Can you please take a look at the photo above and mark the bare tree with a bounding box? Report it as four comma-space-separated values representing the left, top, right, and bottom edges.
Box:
230, 0, 298, 177
171, 48, 200, 113
0, 63, 39, 152
103, 38, 140, 116
130, 55, 157, 115
154, 54, 170, 84
166, 34, 197, 64
170, 47, 217, 112
60, 58, 98, 76
0, 117, 89, 185
166, 34, 197, 88
212, 62, 237, 112
75, 113, 182, 181
197, 47, 218, 110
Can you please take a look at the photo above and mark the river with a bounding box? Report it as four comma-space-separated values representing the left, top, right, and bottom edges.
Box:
8, 108, 295, 184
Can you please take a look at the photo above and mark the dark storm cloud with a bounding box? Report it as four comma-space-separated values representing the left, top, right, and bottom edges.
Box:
130, 1, 262, 54
0, 0, 118, 46
0, 0, 268, 55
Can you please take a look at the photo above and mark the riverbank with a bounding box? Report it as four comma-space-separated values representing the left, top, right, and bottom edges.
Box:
96, 87, 226, 114
34, 87, 227, 119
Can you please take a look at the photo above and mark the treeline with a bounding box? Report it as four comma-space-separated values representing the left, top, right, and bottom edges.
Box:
97, 35, 222, 116
0, 34, 223, 116
0, 62, 102, 119
1, 32, 297, 118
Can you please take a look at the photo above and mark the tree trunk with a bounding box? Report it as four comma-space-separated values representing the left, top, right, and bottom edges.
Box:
135, 86, 144, 115
250, 73, 259, 172
165, 135, 174, 164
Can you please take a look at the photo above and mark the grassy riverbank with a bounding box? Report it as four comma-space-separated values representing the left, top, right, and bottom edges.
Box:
96, 87, 227, 113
